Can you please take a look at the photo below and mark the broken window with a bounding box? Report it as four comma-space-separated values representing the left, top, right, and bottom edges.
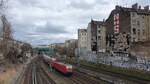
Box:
98, 36, 101, 40
98, 30, 101, 33
138, 29, 140, 35
132, 28, 136, 34
143, 29, 145, 35
137, 21, 140, 26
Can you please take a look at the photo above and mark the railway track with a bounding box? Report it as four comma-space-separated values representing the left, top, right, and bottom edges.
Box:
76, 68, 137, 84
69, 71, 109, 84
41, 57, 109, 84
16, 57, 56, 84
29, 55, 150, 84
66, 61, 150, 84
80, 64, 150, 84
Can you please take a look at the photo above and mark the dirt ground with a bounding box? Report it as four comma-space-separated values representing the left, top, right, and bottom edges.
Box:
0, 63, 23, 84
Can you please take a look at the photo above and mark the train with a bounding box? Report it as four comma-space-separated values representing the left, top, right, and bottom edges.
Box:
43, 55, 73, 76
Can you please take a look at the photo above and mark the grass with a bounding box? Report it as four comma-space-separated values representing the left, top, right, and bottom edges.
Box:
80, 60, 150, 81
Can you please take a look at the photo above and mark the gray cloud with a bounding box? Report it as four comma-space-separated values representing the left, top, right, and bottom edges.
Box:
5, 0, 117, 45
69, 1, 95, 10
35, 22, 69, 34
5, 0, 148, 45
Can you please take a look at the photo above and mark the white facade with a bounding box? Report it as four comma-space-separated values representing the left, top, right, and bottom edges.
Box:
78, 29, 87, 49
87, 23, 92, 51
65, 39, 77, 48
87, 20, 105, 52
97, 25, 106, 52
130, 12, 149, 42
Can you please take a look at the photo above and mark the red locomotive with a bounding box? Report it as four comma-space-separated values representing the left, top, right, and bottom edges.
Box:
43, 55, 73, 76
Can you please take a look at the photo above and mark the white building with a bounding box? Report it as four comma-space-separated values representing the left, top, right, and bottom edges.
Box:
78, 29, 87, 49
65, 39, 78, 58
87, 20, 104, 52
130, 4, 150, 42
97, 25, 106, 52
65, 39, 78, 48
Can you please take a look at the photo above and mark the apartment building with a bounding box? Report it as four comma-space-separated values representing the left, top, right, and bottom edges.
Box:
78, 29, 87, 49
65, 39, 78, 58
97, 24, 106, 52
130, 4, 150, 42
106, 3, 150, 51
87, 19, 105, 52
49, 43, 65, 49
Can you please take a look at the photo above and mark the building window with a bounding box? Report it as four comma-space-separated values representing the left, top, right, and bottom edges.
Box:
98, 36, 101, 40
138, 29, 140, 35
132, 13, 135, 17
137, 21, 140, 26
98, 30, 101, 33
142, 16, 144, 19
132, 28, 136, 34
143, 29, 145, 35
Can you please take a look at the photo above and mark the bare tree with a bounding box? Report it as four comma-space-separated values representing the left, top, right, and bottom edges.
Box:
0, 0, 7, 52
1, 16, 13, 62
0, 0, 8, 15
19, 43, 32, 62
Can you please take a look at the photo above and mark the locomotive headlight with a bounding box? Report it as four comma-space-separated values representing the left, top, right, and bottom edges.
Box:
67, 66, 72, 69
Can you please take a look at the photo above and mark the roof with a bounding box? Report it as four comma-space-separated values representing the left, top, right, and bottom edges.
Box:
78, 29, 87, 32
117, 6, 150, 15
106, 4, 150, 22
91, 20, 104, 25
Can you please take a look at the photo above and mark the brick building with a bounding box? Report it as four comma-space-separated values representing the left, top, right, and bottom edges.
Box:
106, 3, 150, 51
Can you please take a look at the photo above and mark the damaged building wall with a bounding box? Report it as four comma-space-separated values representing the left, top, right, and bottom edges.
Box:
106, 3, 150, 52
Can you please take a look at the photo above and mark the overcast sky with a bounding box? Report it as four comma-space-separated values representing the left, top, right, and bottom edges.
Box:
5, 0, 150, 45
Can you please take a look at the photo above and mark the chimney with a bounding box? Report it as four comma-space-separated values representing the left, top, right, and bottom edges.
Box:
115, 5, 120, 10
139, 6, 141, 9
144, 5, 149, 11
132, 3, 138, 9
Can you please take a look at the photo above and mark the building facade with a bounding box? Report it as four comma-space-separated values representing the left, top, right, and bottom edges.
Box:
49, 43, 65, 49
87, 19, 105, 52
130, 5, 150, 42
106, 3, 150, 52
65, 39, 78, 59
97, 24, 106, 52
78, 29, 87, 49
